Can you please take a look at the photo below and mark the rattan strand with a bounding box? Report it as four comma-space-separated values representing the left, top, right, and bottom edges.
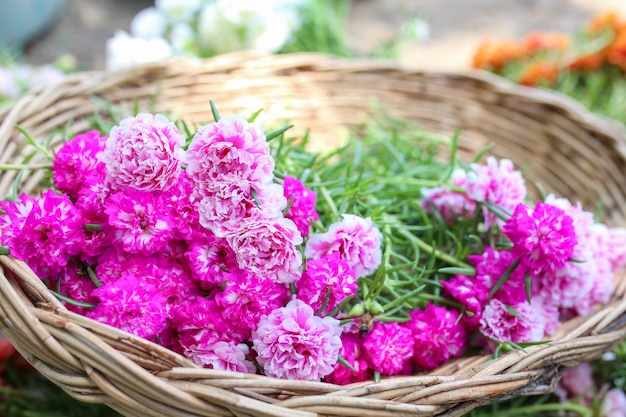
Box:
0, 51, 625, 416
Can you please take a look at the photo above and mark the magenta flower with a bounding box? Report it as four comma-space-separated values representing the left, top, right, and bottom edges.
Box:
186, 233, 240, 289
479, 299, 546, 344
196, 182, 285, 237
102, 113, 184, 192
403, 304, 467, 371
297, 253, 357, 315
186, 115, 274, 193
0, 193, 36, 250
363, 322, 414, 376
58, 264, 98, 315
75, 173, 111, 222
283, 175, 319, 237
324, 333, 371, 385
421, 169, 476, 222
184, 340, 256, 374
158, 170, 200, 240
105, 188, 174, 255
87, 273, 169, 341
443, 247, 526, 328
465, 157, 527, 229
227, 217, 303, 283
503, 202, 577, 273
52, 130, 106, 198
252, 299, 342, 380
10, 190, 82, 276
215, 270, 290, 339
305, 214, 382, 279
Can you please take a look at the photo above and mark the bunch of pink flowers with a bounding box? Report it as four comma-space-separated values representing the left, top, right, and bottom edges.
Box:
1, 110, 626, 385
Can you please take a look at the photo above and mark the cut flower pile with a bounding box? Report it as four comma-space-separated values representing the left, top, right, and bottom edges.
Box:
1, 105, 626, 385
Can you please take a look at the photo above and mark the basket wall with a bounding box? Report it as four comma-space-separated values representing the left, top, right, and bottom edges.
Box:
0, 51, 625, 417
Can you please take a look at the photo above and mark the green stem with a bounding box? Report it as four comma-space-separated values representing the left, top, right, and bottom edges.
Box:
0, 246, 9, 255
493, 402, 591, 417
395, 226, 473, 270
314, 173, 341, 223
0, 163, 52, 170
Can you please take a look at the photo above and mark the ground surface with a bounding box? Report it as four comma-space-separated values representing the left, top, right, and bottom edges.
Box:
20, 0, 626, 71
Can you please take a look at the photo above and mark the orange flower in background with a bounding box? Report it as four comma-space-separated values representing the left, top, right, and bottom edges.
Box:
518, 61, 560, 86
568, 52, 605, 71
521, 31, 570, 55
472, 39, 524, 70
588, 11, 621, 32
606, 30, 626, 70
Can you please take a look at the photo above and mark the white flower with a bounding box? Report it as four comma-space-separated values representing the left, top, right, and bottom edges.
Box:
170, 23, 195, 53
106, 31, 173, 71
197, 1, 296, 54
156, 0, 205, 23
131, 7, 168, 39
0, 67, 20, 99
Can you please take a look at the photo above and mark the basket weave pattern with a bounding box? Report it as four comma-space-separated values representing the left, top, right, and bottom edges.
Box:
0, 52, 626, 417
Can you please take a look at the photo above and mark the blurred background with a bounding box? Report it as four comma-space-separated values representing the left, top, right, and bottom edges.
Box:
3, 0, 626, 71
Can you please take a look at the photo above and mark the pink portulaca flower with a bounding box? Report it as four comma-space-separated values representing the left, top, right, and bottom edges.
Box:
102, 113, 184, 192
228, 217, 303, 283
283, 175, 319, 237
252, 299, 342, 380
421, 169, 476, 222
403, 304, 467, 371
186, 233, 240, 289
602, 388, 626, 417
465, 157, 526, 229
172, 297, 245, 350
9, 190, 82, 277
186, 115, 274, 193
52, 130, 106, 198
591, 223, 626, 273
305, 214, 382, 279
0, 193, 36, 250
363, 322, 414, 376
479, 299, 546, 344
58, 264, 98, 315
544, 194, 595, 247
196, 181, 286, 237
185, 340, 256, 374
87, 273, 169, 341
215, 270, 290, 339
297, 253, 357, 316
325, 333, 371, 385
105, 188, 174, 256
159, 171, 200, 240
555, 362, 594, 402
503, 202, 577, 273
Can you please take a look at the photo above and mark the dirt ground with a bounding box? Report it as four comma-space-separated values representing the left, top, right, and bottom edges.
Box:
21, 0, 626, 71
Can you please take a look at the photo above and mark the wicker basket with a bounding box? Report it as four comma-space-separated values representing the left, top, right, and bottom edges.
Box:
1, 51, 626, 417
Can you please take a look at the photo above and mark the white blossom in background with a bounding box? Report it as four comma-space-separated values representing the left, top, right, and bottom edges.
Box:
106, 31, 173, 70
0, 67, 20, 99
155, 0, 205, 23
131, 7, 168, 39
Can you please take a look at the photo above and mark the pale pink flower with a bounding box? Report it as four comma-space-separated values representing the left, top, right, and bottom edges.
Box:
105, 188, 174, 255
555, 362, 594, 401
227, 217, 303, 283
325, 333, 371, 385
466, 157, 526, 229
186, 115, 274, 193
601, 388, 626, 417
196, 181, 285, 237
215, 270, 290, 338
252, 299, 342, 380
158, 170, 200, 240
52, 130, 106, 198
102, 113, 184, 192
503, 202, 577, 273
479, 299, 546, 344
363, 322, 414, 376
421, 169, 476, 222
591, 223, 626, 273
305, 214, 382, 279
87, 273, 169, 341
297, 253, 357, 315
403, 304, 467, 371
283, 175, 319, 237
544, 194, 595, 247
185, 340, 256, 374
